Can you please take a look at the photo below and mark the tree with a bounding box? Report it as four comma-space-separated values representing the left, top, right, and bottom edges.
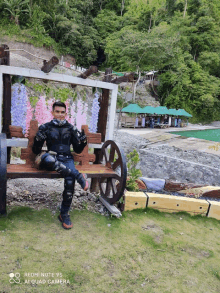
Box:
3, 0, 29, 25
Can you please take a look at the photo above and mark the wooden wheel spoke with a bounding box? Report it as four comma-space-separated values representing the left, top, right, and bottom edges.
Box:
109, 146, 116, 163
105, 178, 112, 197
112, 157, 121, 170
110, 178, 117, 196
103, 148, 109, 164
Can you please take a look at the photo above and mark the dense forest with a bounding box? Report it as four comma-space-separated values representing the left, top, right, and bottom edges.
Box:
0, 0, 220, 122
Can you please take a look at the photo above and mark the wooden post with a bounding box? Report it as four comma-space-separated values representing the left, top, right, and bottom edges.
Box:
0, 45, 11, 164
98, 68, 112, 141
90, 68, 112, 192
0, 133, 7, 215
41, 56, 59, 73
71, 66, 98, 89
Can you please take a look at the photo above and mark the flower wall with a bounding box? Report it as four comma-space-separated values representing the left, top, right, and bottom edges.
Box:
11, 83, 28, 135
89, 92, 100, 133
11, 84, 90, 136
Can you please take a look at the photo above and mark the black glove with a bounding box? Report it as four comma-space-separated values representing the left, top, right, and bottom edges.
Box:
78, 129, 87, 143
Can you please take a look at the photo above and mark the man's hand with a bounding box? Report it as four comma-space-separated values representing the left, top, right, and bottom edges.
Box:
79, 129, 87, 143
34, 151, 46, 169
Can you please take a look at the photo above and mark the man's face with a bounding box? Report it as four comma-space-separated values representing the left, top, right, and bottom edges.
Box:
51, 106, 67, 121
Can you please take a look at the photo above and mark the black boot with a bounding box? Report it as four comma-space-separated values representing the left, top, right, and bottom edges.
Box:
58, 179, 74, 230
58, 213, 73, 229
58, 204, 73, 229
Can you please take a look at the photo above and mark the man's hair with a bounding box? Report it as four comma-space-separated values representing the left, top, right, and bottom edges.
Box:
52, 101, 66, 112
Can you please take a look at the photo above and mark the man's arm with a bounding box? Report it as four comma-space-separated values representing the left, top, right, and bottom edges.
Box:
32, 124, 48, 155
70, 126, 87, 154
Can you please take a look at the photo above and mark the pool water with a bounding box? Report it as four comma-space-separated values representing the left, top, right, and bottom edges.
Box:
170, 128, 220, 142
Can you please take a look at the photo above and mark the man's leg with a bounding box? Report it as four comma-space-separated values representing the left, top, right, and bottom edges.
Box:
40, 153, 88, 190
58, 157, 86, 229
58, 176, 75, 229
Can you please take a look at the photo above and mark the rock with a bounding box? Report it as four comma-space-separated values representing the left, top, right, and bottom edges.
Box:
164, 180, 206, 192
74, 192, 81, 197
139, 177, 165, 191
203, 189, 220, 198
135, 179, 147, 190
179, 186, 220, 198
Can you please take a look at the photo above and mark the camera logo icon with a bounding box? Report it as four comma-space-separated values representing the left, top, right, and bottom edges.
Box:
9, 272, 20, 284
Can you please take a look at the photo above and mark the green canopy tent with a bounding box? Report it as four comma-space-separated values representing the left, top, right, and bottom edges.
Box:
166, 109, 179, 116
120, 103, 144, 128
175, 109, 192, 117
121, 103, 144, 113
141, 106, 155, 114
152, 106, 169, 115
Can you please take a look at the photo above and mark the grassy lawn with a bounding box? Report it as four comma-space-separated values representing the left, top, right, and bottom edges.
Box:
0, 206, 220, 293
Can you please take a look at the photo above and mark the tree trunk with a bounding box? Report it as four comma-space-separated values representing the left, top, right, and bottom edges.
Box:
132, 71, 141, 102
148, 14, 152, 33
183, 0, 187, 18
121, 0, 125, 16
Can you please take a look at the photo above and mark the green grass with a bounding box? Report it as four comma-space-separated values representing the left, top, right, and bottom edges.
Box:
0, 207, 220, 292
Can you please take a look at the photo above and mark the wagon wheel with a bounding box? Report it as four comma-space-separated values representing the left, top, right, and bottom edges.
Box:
99, 140, 127, 204
0, 133, 7, 215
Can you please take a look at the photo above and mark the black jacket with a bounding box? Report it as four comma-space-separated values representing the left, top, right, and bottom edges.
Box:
32, 120, 87, 156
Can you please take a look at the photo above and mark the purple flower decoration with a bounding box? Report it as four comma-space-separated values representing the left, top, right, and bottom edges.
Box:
11, 83, 27, 135
89, 92, 100, 133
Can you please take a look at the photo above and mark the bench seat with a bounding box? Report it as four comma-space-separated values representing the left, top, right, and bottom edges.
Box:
7, 164, 118, 179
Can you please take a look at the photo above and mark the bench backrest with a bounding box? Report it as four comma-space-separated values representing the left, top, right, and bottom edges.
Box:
9, 119, 101, 167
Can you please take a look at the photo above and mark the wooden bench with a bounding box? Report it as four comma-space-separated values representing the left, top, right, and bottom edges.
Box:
0, 120, 127, 215
121, 117, 136, 128
154, 123, 169, 129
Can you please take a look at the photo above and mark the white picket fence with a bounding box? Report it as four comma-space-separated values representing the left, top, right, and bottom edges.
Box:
60, 56, 87, 73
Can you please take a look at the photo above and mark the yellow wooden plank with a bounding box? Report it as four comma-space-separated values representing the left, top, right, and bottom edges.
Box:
124, 191, 147, 211
207, 201, 220, 221
147, 193, 209, 216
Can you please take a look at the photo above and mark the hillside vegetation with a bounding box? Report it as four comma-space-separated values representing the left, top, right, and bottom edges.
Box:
0, 0, 220, 122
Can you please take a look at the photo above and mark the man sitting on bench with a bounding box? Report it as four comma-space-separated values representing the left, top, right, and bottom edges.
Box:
32, 101, 89, 229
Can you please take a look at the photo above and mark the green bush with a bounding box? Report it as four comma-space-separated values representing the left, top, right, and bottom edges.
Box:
126, 149, 142, 192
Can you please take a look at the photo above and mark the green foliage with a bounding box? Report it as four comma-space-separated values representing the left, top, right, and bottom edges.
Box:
0, 0, 220, 122
25, 80, 77, 104
28, 96, 38, 108
3, 0, 29, 26
126, 149, 142, 191
94, 9, 122, 40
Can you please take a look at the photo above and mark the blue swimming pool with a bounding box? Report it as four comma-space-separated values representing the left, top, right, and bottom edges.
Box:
170, 128, 220, 142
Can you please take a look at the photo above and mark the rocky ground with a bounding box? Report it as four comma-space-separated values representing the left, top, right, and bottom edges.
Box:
113, 123, 220, 186
7, 175, 110, 216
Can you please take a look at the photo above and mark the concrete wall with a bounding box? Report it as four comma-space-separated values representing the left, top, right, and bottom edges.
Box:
139, 149, 220, 186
